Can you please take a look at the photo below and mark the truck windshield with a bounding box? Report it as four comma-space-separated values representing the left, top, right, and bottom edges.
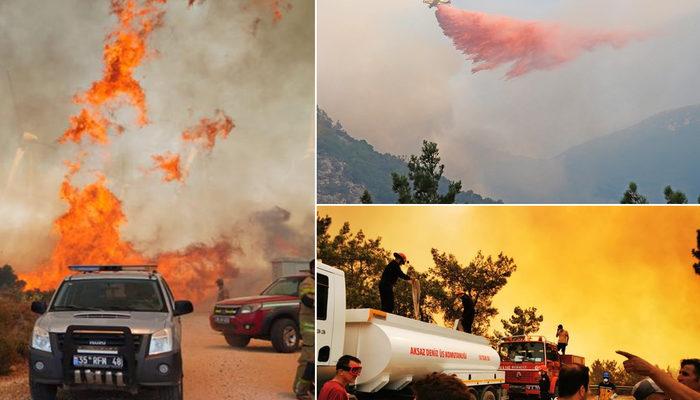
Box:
260, 277, 301, 296
499, 342, 546, 363
51, 279, 167, 312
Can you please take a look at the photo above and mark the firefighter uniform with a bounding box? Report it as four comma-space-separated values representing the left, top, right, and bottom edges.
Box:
294, 273, 315, 397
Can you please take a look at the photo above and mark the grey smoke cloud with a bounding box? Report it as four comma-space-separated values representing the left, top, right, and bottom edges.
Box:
318, 0, 700, 196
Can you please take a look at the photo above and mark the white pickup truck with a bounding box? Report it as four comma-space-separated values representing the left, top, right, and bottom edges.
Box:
316, 262, 505, 399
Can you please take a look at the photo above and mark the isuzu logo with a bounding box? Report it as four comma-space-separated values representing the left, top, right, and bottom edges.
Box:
89, 340, 107, 346
516, 372, 522, 378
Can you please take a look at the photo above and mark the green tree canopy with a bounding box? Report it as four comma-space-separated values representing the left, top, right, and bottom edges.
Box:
0, 264, 25, 292
664, 185, 688, 204
620, 182, 648, 204
427, 249, 517, 335
360, 189, 373, 204
499, 306, 544, 336
391, 140, 462, 204
317, 216, 518, 327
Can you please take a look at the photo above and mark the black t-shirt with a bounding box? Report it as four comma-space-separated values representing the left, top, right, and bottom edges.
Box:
380, 260, 410, 286
461, 294, 475, 316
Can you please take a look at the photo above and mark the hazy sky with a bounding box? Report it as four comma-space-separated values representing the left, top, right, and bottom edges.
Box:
318, 0, 700, 163
0, 1, 314, 291
318, 205, 700, 369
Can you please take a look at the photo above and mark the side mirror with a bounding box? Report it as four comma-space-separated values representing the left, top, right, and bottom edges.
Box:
31, 301, 47, 315
173, 300, 193, 316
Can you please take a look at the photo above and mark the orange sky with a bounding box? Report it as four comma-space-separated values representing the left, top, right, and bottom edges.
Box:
318, 205, 700, 370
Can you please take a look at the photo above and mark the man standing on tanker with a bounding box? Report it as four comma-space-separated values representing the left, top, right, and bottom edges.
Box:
379, 252, 413, 313
458, 291, 475, 333
293, 259, 315, 400
557, 324, 570, 355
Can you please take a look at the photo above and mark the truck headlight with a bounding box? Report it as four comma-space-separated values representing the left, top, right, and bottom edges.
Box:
239, 303, 262, 314
149, 328, 172, 355
31, 326, 52, 353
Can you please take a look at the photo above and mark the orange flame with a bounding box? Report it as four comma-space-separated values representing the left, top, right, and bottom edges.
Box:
20, 176, 144, 290
156, 241, 240, 302
151, 152, 184, 182
59, 0, 165, 144
20, 0, 240, 303
181, 110, 234, 152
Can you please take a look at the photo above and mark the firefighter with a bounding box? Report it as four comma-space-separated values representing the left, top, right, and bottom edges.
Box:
379, 252, 413, 313
539, 370, 552, 400
598, 371, 617, 400
557, 324, 570, 355
457, 291, 475, 334
293, 259, 315, 400
216, 278, 229, 301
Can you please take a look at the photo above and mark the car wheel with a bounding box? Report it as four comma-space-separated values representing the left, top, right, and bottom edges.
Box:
29, 379, 57, 400
224, 334, 251, 348
270, 318, 299, 353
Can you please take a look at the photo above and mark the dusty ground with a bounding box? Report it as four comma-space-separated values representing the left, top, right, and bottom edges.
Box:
0, 313, 299, 400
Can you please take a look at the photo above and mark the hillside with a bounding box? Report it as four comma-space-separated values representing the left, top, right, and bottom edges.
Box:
317, 109, 502, 204
556, 104, 700, 203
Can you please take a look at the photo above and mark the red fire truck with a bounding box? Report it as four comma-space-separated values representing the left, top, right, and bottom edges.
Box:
498, 335, 585, 399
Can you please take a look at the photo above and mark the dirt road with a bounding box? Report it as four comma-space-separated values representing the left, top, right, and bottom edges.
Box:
0, 313, 299, 400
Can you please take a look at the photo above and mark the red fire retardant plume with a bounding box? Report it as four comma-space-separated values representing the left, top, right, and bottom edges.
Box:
435, 5, 641, 79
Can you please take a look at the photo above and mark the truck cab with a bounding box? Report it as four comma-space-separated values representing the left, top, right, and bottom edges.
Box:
317, 262, 505, 399
28, 265, 193, 400
498, 336, 585, 399
209, 274, 307, 353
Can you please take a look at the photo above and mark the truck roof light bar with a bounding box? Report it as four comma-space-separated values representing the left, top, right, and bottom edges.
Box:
68, 265, 158, 273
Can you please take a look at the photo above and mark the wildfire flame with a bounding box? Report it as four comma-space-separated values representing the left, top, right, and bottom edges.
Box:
59, 0, 165, 145
150, 110, 234, 183
181, 110, 235, 152
151, 152, 184, 182
20, 0, 239, 302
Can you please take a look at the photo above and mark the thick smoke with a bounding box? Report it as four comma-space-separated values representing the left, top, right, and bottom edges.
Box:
0, 0, 314, 303
436, 5, 643, 79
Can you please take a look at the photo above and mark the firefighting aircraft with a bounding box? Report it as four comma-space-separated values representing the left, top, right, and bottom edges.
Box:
424, 0, 451, 7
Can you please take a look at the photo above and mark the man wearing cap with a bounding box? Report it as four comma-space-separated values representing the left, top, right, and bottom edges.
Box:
379, 252, 412, 314
617, 351, 700, 400
216, 278, 229, 301
598, 371, 617, 400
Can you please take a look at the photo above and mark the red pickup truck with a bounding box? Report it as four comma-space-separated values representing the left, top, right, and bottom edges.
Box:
209, 274, 307, 353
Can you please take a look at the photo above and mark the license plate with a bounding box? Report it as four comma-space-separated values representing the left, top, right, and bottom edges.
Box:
73, 355, 123, 369
215, 316, 230, 324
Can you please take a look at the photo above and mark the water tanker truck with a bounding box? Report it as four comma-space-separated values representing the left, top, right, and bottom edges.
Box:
316, 262, 505, 399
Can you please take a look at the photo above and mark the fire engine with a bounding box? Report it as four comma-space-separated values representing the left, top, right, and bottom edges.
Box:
498, 335, 585, 399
